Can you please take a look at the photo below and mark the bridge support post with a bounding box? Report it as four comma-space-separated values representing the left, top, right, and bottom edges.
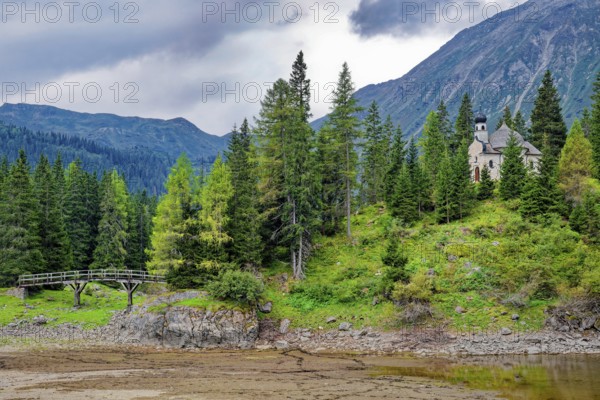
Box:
121, 282, 140, 311
69, 283, 87, 307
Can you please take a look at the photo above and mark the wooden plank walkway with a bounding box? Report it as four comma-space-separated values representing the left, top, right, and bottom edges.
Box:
17, 270, 166, 308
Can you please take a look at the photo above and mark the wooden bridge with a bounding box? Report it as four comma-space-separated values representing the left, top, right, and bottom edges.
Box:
18, 270, 166, 308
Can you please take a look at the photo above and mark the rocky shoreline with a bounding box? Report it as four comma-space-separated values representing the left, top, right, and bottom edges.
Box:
2, 310, 600, 356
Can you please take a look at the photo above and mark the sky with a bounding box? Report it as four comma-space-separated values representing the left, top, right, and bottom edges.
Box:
0, 0, 517, 135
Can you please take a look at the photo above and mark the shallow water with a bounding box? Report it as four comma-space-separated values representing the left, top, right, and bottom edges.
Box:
0, 348, 599, 399
371, 354, 600, 400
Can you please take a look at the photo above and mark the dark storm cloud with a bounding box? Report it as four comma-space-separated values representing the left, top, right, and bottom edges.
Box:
0, 0, 276, 83
349, 0, 509, 38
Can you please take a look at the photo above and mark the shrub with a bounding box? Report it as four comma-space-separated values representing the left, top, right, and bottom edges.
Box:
400, 302, 434, 324
392, 270, 434, 304
207, 270, 264, 305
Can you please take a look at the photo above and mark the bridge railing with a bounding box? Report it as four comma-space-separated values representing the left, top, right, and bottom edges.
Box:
18, 269, 166, 287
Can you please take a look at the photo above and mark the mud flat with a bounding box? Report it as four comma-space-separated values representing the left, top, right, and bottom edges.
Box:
0, 348, 497, 400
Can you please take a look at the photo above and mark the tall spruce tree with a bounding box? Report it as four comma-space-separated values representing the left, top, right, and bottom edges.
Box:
64, 160, 97, 270
385, 123, 406, 203
420, 111, 446, 190
452, 93, 474, 153
126, 191, 155, 271
34, 154, 72, 272
226, 119, 263, 269
329, 62, 362, 240
0, 150, 45, 285
499, 133, 527, 200
496, 105, 514, 130
530, 70, 567, 159
513, 110, 528, 139
451, 139, 475, 219
590, 71, 600, 179
255, 56, 318, 278
390, 164, 417, 224
92, 170, 129, 270
558, 119, 595, 206
316, 122, 344, 236
406, 137, 430, 216
362, 101, 386, 204
477, 165, 495, 200
437, 100, 453, 142
435, 152, 454, 223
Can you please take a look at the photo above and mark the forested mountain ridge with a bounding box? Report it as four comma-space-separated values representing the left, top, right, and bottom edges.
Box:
313, 0, 600, 137
0, 121, 169, 193
0, 103, 228, 167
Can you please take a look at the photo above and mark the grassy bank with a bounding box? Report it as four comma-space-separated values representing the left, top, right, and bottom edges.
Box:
1, 199, 597, 332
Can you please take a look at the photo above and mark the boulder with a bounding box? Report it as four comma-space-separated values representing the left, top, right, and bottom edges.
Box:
339, 322, 352, 331
279, 319, 291, 334
33, 315, 48, 325
581, 317, 597, 331
501, 328, 512, 336
275, 340, 289, 350
259, 302, 273, 313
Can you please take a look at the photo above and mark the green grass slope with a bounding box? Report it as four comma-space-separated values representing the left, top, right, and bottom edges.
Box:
262, 199, 600, 331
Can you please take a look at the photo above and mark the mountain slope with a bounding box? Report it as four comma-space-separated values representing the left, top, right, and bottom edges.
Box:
315, 0, 600, 137
0, 103, 228, 166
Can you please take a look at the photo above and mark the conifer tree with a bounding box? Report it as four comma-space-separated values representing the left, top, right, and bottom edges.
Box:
0, 150, 45, 285
437, 100, 453, 142
477, 165, 495, 200
92, 170, 129, 270
148, 154, 197, 275
316, 123, 344, 236
126, 191, 155, 271
496, 105, 514, 130
34, 154, 72, 272
255, 56, 319, 278
226, 119, 263, 269
513, 110, 528, 140
530, 70, 567, 159
435, 152, 453, 223
499, 133, 527, 200
385, 123, 406, 203
558, 119, 595, 205
362, 101, 386, 204
451, 139, 475, 219
590, 71, 600, 179
520, 142, 565, 220
64, 159, 97, 270
329, 62, 362, 240
406, 137, 430, 216
420, 111, 446, 189
199, 155, 233, 269
452, 93, 474, 153
569, 190, 600, 244
390, 164, 417, 224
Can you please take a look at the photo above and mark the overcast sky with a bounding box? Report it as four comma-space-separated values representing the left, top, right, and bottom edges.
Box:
0, 0, 516, 135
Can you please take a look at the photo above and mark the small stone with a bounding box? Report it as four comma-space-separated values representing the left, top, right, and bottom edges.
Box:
526, 346, 541, 355
501, 327, 512, 336
464, 262, 472, 269
492, 241, 500, 247
275, 340, 289, 350
581, 317, 596, 331
33, 315, 47, 325
279, 319, 291, 334
339, 322, 352, 331
501, 311, 508, 316
448, 255, 458, 262
427, 268, 436, 276
372, 296, 380, 306
455, 306, 465, 314
512, 314, 520, 321
259, 302, 273, 313
326, 316, 337, 324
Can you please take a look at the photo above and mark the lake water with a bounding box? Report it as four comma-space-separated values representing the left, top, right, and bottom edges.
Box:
0, 348, 599, 399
